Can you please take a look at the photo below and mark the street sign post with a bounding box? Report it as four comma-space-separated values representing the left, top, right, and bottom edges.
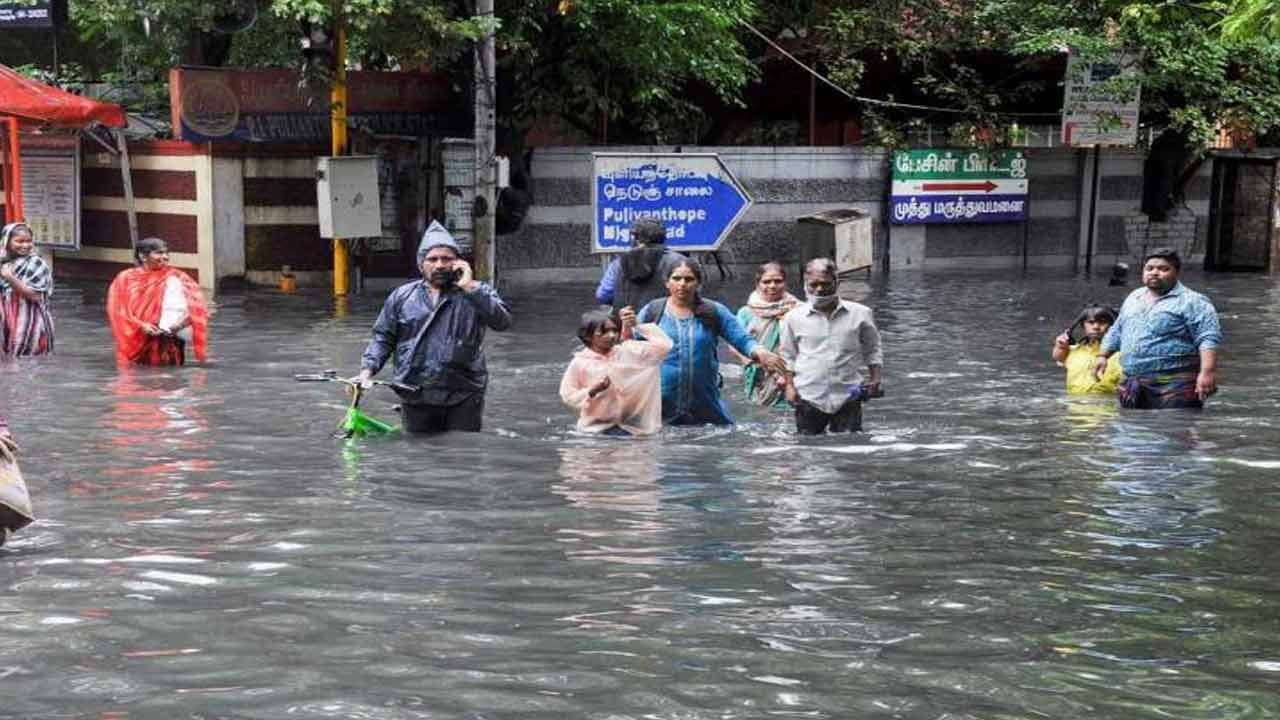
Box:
1061, 52, 1141, 147
890, 149, 1028, 225
591, 153, 752, 253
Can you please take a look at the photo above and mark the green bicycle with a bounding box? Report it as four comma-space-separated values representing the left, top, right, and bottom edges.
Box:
295, 370, 419, 438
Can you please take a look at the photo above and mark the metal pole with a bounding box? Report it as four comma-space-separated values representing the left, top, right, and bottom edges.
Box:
808, 74, 816, 146
331, 0, 351, 296
473, 0, 497, 283
115, 129, 139, 248
1, 119, 12, 223
6, 118, 23, 221
1084, 144, 1101, 272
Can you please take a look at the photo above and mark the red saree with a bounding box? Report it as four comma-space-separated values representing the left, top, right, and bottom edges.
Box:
107, 267, 209, 365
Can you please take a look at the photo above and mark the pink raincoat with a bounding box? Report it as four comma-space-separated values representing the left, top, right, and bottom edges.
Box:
559, 323, 673, 435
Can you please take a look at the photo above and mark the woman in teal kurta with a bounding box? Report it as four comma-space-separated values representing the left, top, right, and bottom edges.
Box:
637, 258, 786, 426
735, 262, 800, 407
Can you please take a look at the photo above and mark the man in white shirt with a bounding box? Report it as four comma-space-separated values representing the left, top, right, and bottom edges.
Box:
779, 258, 884, 434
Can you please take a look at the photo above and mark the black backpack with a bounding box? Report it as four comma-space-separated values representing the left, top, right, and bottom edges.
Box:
641, 297, 722, 337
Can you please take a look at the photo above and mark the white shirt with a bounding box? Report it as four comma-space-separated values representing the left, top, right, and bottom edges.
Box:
159, 275, 193, 342
779, 299, 883, 414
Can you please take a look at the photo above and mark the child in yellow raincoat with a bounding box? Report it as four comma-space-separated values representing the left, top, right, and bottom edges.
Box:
1052, 305, 1123, 395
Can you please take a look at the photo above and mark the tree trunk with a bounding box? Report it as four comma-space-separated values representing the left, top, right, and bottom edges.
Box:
180, 32, 233, 67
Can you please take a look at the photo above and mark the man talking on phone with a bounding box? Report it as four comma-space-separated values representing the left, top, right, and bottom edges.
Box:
356, 221, 512, 433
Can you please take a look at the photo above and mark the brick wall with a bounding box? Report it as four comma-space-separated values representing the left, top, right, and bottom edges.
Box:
61, 140, 211, 285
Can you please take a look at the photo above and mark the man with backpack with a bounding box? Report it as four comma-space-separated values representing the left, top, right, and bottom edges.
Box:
595, 219, 685, 311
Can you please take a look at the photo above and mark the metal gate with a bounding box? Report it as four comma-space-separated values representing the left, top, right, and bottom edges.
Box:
1207, 157, 1277, 271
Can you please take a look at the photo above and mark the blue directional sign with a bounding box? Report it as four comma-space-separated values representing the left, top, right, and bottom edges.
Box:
592, 153, 753, 252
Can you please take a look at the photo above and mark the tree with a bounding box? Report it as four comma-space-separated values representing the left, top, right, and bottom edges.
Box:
46, 0, 757, 146
1220, 0, 1280, 41
750, 0, 1280, 212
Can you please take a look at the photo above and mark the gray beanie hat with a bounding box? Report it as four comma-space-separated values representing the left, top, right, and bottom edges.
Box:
417, 220, 460, 263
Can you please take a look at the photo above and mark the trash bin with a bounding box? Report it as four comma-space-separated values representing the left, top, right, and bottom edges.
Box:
796, 209, 872, 276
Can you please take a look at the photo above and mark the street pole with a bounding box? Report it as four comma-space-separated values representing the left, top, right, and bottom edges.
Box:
473, 0, 497, 283
331, 0, 351, 296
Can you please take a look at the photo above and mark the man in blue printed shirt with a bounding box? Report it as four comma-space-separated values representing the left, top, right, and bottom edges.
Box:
1093, 248, 1221, 409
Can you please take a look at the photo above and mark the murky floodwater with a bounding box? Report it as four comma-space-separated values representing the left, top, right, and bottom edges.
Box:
2, 268, 1279, 719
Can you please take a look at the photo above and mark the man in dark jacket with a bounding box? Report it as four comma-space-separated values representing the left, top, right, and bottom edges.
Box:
357, 221, 512, 433
594, 219, 685, 312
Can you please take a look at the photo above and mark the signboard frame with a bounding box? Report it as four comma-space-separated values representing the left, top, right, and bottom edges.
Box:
889, 148, 1029, 225
1061, 51, 1142, 147
590, 152, 753, 254
19, 137, 80, 251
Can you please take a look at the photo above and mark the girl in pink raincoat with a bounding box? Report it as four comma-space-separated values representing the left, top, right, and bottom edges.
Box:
559, 306, 673, 436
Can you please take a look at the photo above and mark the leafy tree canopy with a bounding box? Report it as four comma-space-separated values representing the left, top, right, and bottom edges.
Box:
1220, 0, 1280, 41
48, 0, 756, 143
752, 0, 1280, 149
11, 0, 1280, 150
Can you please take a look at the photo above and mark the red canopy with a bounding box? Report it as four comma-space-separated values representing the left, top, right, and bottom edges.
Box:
0, 63, 127, 129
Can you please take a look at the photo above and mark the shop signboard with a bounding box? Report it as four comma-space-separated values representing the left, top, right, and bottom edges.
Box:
170, 67, 470, 143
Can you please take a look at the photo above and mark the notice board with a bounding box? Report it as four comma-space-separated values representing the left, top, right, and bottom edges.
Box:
20, 137, 80, 250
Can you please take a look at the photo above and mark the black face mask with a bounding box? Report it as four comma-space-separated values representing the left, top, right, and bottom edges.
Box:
430, 267, 462, 287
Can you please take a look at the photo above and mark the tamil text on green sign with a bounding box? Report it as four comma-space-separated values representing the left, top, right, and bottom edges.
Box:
890, 150, 1028, 225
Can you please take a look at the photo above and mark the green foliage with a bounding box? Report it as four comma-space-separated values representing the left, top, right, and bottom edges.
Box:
43, 0, 758, 144
497, 0, 757, 141
1219, 0, 1280, 41
800, 0, 1280, 149
22, 0, 1280, 150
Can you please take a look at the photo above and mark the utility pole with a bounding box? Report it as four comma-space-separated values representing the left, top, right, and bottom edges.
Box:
330, 0, 351, 296
473, 0, 497, 283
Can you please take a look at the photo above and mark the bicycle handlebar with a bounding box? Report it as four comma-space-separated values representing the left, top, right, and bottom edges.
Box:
294, 370, 419, 395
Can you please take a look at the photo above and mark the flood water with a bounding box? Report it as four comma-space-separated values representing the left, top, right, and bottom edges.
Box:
2, 269, 1279, 719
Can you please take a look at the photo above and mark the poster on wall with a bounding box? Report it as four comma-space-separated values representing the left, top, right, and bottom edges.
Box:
890, 149, 1028, 225
1061, 52, 1142, 147
20, 140, 80, 250
440, 138, 475, 253
371, 144, 403, 254
591, 153, 752, 253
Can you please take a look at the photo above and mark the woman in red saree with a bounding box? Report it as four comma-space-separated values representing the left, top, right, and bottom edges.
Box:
107, 237, 209, 366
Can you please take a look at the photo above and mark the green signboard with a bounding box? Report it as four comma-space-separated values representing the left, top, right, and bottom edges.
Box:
890, 149, 1029, 225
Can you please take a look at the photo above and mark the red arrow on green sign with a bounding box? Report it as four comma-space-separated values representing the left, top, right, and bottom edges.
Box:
921, 180, 998, 192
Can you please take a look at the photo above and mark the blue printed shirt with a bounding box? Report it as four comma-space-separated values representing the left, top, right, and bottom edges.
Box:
1101, 282, 1222, 377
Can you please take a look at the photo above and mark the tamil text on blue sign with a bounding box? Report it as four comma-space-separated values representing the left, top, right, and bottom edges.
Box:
592, 154, 752, 252
890, 150, 1028, 225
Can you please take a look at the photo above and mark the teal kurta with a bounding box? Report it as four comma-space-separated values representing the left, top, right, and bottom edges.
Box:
638, 300, 758, 425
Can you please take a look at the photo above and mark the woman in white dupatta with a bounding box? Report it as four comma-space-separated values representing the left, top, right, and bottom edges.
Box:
734, 262, 800, 407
